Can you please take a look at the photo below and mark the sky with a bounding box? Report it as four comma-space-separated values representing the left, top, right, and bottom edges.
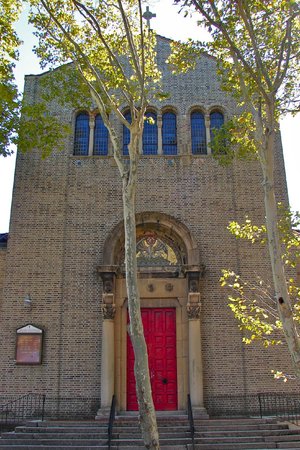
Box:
0, 0, 299, 233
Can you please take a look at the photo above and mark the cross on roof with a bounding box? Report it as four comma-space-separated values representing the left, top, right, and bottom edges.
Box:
142, 6, 156, 29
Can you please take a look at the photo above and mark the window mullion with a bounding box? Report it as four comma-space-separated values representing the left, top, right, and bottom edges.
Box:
89, 115, 95, 156
157, 114, 162, 155
205, 114, 211, 155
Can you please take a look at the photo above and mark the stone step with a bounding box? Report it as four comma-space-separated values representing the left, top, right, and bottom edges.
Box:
8, 430, 188, 438
1, 432, 189, 441
194, 423, 289, 431
2, 417, 299, 450
277, 442, 300, 448
189, 445, 277, 450
120, 445, 276, 450
199, 433, 300, 442
14, 427, 107, 434
195, 428, 298, 437
0, 439, 109, 446
265, 433, 300, 442
0, 446, 111, 450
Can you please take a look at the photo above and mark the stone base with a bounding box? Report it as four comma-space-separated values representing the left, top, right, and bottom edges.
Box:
192, 406, 209, 419
95, 407, 111, 419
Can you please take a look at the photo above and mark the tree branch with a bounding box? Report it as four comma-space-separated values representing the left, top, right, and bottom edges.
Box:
273, 14, 293, 92
191, 0, 270, 102
236, 0, 272, 90
72, 0, 132, 103
116, 0, 145, 98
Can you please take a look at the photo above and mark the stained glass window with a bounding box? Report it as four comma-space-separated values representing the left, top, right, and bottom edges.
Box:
74, 112, 89, 155
191, 111, 207, 155
123, 111, 131, 155
94, 114, 108, 155
143, 112, 158, 155
210, 111, 224, 142
162, 112, 177, 155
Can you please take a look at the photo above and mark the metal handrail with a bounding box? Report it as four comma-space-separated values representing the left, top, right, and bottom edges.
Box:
258, 392, 300, 426
108, 395, 116, 449
0, 393, 46, 427
187, 394, 195, 450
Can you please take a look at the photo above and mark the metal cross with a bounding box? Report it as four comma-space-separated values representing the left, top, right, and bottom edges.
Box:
142, 6, 156, 29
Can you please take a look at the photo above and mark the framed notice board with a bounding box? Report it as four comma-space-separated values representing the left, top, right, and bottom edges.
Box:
16, 325, 43, 365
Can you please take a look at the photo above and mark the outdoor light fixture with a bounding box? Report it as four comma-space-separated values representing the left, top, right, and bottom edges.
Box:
24, 294, 32, 309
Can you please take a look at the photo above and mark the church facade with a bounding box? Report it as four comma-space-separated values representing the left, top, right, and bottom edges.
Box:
0, 36, 298, 417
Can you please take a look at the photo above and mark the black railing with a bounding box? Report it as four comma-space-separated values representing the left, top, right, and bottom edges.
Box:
258, 393, 300, 425
205, 392, 300, 423
108, 395, 116, 450
187, 394, 195, 450
0, 395, 101, 427
0, 393, 46, 429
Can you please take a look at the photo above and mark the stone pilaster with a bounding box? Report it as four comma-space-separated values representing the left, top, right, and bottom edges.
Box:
88, 115, 95, 156
97, 269, 117, 417
187, 287, 206, 415
157, 114, 162, 155
205, 113, 211, 155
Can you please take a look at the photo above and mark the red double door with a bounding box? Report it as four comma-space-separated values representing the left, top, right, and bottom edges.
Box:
127, 307, 178, 411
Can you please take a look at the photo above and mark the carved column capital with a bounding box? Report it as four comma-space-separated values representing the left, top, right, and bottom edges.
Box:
187, 303, 201, 319
89, 116, 95, 128
187, 292, 201, 320
205, 114, 210, 127
101, 303, 116, 320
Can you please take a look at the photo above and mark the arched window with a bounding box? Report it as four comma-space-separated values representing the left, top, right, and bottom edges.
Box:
123, 111, 131, 155
191, 111, 207, 155
143, 111, 158, 155
74, 112, 89, 155
93, 114, 108, 155
210, 111, 224, 141
162, 112, 177, 155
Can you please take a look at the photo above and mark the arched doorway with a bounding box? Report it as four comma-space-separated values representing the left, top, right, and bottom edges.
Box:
98, 212, 205, 414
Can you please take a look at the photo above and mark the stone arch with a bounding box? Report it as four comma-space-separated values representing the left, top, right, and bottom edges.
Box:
102, 211, 200, 266
161, 105, 179, 115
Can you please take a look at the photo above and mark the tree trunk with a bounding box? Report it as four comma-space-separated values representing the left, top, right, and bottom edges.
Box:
259, 113, 300, 377
122, 130, 159, 449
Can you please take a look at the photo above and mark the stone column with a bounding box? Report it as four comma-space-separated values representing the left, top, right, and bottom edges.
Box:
186, 271, 207, 417
96, 269, 117, 418
187, 294, 204, 407
88, 115, 95, 156
99, 298, 116, 414
205, 113, 211, 155
157, 114, 163, 155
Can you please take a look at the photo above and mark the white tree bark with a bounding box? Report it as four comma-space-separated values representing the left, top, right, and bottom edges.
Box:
258, 108, 300, 376
122, 129, 159, 449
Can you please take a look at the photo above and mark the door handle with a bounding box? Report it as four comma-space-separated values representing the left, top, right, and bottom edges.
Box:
162, 378, 168, 384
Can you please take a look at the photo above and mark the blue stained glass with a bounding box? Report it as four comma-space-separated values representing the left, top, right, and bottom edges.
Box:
210, 111, 224, 141
94, 114, 108, 155
74, 113, 89, 155
123, 111, 131, 155
143, 112, 158, 155
191, 111, 207, 155
162, 112, 177, 155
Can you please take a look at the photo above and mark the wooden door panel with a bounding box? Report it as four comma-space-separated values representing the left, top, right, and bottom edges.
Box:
127, 307, 177, 411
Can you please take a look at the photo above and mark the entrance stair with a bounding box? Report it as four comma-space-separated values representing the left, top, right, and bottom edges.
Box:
1, 416, 300, 449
